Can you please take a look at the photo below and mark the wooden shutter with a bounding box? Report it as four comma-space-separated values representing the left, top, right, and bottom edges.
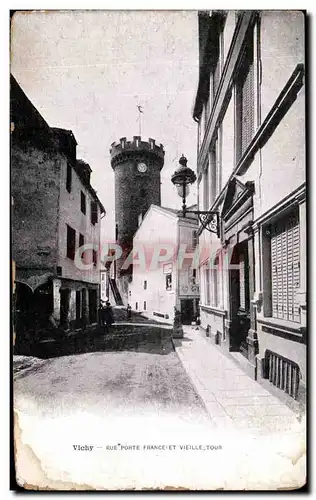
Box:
241, 50, 254, 156
216, 256, 221, 307
270, 209, 300, 322
236, 34, 254, 161
239, 252, 246, 310
205, 265, 210, 305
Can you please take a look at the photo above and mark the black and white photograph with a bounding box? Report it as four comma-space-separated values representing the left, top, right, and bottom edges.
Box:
11, 9, 306, 490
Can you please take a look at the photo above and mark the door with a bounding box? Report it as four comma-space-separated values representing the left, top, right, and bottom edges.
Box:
60, 289, 70, 327
180, 299, 194, 325
229, 243, 250, 356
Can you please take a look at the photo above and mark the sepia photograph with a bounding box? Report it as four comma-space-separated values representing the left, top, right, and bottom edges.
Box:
11, 9, 306, 490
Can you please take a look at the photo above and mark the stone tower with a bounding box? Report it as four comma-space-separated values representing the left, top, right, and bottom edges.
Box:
110, 136, 165, 303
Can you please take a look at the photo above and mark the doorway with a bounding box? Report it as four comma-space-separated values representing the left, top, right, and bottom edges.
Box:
229, 242, 250, 357
60, 288, 70, 327
88, 288, 97, 324
180, 299, 195, 325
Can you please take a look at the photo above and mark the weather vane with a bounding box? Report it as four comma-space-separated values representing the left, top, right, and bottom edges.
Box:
137, 105, 143, 136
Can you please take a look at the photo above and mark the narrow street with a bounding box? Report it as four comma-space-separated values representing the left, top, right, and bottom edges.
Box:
13, 312, 305, 490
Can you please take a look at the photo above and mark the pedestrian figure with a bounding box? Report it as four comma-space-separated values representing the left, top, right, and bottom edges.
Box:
103, 301, 114, 334
126, 304, 132, 320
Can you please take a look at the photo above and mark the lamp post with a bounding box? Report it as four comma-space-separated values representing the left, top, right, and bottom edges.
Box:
171, 155, 220, 237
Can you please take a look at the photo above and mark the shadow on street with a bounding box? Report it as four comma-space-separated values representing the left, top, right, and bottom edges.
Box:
14, 323, 174, 359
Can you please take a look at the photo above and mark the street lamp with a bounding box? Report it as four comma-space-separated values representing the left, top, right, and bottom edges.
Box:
171, 155, 220, 237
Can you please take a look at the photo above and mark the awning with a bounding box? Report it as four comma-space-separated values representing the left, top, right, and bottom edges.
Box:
15, 270, 54, 293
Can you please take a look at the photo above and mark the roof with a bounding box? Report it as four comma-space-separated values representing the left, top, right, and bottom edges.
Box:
11, 75, 105, 215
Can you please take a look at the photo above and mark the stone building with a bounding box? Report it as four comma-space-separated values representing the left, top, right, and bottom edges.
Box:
130, 205, 200, 325
110, 136, 165, 305
11, 75, 105, 344
193, 11, 306, 402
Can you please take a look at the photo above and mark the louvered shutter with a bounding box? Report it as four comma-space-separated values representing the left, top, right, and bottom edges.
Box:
292, 216, 300, 322
270, 209, 300, 323
205, 265, 210, 305
236, 36, 254, 162
241, 55, 254, 156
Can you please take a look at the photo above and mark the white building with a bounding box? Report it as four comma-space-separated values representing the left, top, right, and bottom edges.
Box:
129, 205, 199, 325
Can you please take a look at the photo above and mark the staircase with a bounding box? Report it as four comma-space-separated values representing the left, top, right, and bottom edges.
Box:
110, 278, 124, 306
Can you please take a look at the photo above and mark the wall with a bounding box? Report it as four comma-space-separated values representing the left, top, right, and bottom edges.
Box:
260, 11, 305, 123
259, 87, 305, 215
57, 157, 101, 284
12, 143, 60, 270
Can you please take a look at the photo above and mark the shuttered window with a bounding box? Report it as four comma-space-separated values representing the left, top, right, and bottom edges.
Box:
212, 255, 220, 307
236, 34, 254, 162
270, 209, 300, 322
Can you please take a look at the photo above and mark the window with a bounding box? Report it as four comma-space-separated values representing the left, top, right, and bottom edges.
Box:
192, 230, 198, 250
144, 280, 147, 290
238, 247, 249, 312
193, 268, 197, 279
269, 208, 300, 322
235, 32, 254, 162
101, 274, 105, 281
91, 201, 98, 225
212, 16, 225, 102
205, 265, 211, 305
79, 233, 85, 262
66, 225, 76, 260
66, 162, 72, 193
204, 258, 220, 307
135, 302, 138, 311
138, 213, 143, 227
212, 255, 220, 308
144, 301, 147, 311
81, 191, 86, 215
166, 273, 172, 291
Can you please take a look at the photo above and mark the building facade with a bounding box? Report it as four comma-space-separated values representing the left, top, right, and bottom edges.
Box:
193, 11, 306, 401
11, 75, 105, 343
110, 136, 165, 305
130, 205, 200, 325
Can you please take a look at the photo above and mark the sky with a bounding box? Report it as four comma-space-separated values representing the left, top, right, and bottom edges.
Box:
11, 10, 199, 242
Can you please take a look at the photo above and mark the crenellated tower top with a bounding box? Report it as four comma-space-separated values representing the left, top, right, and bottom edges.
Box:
110, 136, 165, 169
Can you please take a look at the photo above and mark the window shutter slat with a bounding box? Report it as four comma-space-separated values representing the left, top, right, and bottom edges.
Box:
270, 208, 300, 323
